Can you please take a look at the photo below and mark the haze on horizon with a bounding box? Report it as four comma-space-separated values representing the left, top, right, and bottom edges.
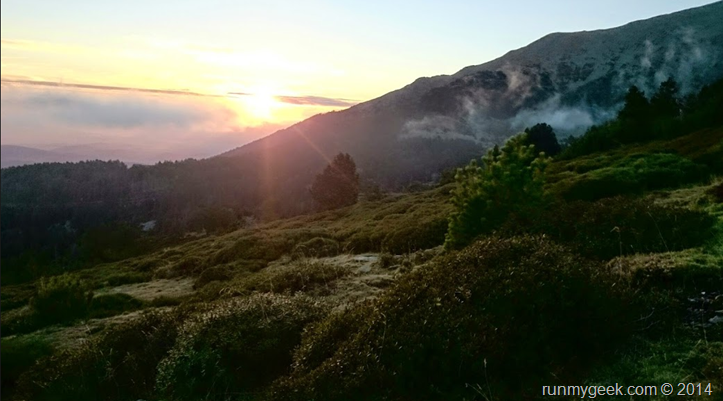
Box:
1, 0, 717, 163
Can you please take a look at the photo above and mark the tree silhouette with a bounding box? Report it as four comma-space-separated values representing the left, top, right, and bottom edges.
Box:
651, 77, 681, 119
618, 85, 652, 142
309, 153, 359, 210
524, 123, 562, 156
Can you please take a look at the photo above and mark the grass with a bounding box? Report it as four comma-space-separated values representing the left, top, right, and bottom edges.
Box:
2, 127, 722, 401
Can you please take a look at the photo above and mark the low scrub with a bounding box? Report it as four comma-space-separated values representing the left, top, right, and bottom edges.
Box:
555, 153, 707, 201
292, 237, 340, 259
269, 236, 637, 401
15, 310, 187, 401
155, 294, 329, 401
232, 261, 351, 296
88, 293, 144, 319
30, 273, 92, 326
509, 196, 717, 259
193, 265, 233, 289
1, 335, 54, 398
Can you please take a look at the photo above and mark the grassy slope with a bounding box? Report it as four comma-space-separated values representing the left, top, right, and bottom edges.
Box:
2, 128, 722, 400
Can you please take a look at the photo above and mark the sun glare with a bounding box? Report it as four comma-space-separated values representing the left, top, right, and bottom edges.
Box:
244, 90, 278, 120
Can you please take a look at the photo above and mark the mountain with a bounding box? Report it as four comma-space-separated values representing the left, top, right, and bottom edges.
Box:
0, 146, 76, 168
223, 1, 723, 189
1, 143, 186, 168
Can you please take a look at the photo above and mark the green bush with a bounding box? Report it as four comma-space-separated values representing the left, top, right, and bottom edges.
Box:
445, 134, 549, 249
193, 265, 232, 289
381, 216, 447, 253
235, 261, 350, 296
155, 294, 329, 401
88, 293, 144, 319
269, 236, 637, 401
30, 273, 92, 325
292, 237, 340, 259
16, 310, 186, 401
710, 181, 723, 203
1, 335, 54, 397
558, 153, 706, 201
517, 197, 717, 259
104, 271, 152, 287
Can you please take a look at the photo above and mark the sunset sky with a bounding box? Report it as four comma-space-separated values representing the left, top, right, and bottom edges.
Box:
1, 0, 716, 161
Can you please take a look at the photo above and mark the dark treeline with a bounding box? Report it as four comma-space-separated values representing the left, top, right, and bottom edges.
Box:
561, 77, 723, 159
0, 148, 330, 283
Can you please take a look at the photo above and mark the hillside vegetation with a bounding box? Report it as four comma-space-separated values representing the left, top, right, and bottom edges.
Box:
2, 79, 722, 400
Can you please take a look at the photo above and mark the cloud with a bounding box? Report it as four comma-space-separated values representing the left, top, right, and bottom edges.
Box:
2, 87, 223, 129
509, 95, 616, 134
0, 83, 285, 163
274, 95, 356, 107
228, 92, 357, 107
1, 78, 215, 97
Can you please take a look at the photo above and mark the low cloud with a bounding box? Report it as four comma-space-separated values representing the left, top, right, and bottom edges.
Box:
2, 87, 221, 129
1, 78, 214, 97
0, 82, 283, 162
228, 92, 356, 107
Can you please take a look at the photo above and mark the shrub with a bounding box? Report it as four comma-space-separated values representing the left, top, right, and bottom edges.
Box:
382, 216, 447, 253
1, 335, 54, 397
155, 294, 329, 401
193, 266, 232, 289
104, 271, 152, 287
269, 236, 637, 401
710, 181, 723, 203
445, 134, 549, 249
30, 273, 92, 325
16, 310, 186, 401
88, 293, 144, 319
292, 237, 340, 259
235, 261, 350, 296
519, 197, 718, 259
557, 153, 706, 201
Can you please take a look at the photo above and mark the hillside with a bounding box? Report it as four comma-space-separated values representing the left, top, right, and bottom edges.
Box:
223, 1, 723, 188
2, 121, 722, 399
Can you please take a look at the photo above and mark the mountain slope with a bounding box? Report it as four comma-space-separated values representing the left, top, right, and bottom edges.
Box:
224, 1, 723, 189
0, 146, 74, 168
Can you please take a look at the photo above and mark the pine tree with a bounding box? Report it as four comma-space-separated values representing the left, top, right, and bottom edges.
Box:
309, 153, 360, 210
524, 123, 562, 156
445, 134, 549, 249
651, 77, 681, 119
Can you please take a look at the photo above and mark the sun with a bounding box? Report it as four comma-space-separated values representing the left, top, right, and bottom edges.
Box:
244, 90, 278, 120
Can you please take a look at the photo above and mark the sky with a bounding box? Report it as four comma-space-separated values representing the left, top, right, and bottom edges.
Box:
1, 0, 717, 161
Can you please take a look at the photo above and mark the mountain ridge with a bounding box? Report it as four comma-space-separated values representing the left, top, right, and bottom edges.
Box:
221, 1, 723, 189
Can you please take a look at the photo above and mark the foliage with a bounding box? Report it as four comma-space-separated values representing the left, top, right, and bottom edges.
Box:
30, 273, 92, 325
193, 266, 233, 289
561, 77, 722, 159
309, 153, 360, 210
445, 133, 549, 249
87, 293, 144, 319
513, 196, 718, 259
554, 152, 707, 201
1, 335, 54, 398
187, 206, 239, 233
524, 122, 562, 156
15, 310, 186, 401
228, 261, 351, 296
292, 237, 340, 259
269, 236, 637, 401
155, 294, 329, 401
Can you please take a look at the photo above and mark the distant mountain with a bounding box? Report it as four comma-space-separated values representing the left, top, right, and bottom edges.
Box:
1, 143, 187, 168
1, 146, 76, 168
223, 1, 723, 189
